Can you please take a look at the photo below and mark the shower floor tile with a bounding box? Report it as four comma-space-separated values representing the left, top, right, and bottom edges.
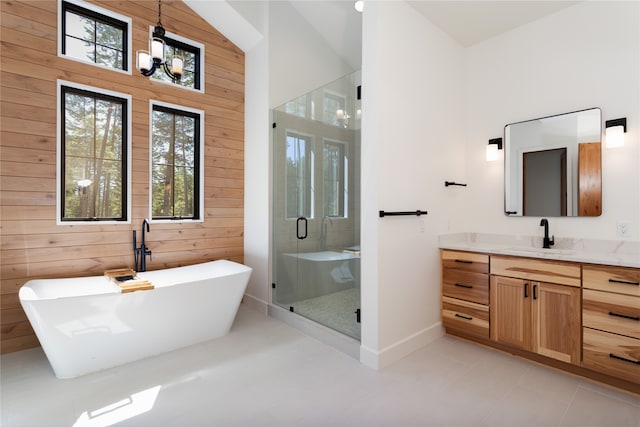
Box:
290, 288, 360, 340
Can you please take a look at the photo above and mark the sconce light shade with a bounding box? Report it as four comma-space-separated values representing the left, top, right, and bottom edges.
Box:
605, 118, 626, 148
486, 137, 503, 161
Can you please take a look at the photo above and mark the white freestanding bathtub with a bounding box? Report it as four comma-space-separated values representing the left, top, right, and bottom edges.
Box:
19, 260, 252, 379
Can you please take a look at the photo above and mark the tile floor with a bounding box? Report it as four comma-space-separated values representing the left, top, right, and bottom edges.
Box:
1, 306, 639, 427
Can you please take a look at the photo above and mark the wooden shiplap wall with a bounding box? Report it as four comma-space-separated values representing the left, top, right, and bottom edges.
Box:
0, 0, 245, 354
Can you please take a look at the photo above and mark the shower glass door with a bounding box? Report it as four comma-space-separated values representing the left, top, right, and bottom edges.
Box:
272, 71, 361, 340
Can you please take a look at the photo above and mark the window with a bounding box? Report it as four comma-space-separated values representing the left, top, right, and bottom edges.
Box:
59, 82, 130, 222
60, 0, 130, 72
323, 91, 346, 127
150, 31, 203, 91
151, 102, 203, 220
323, 140, 347, 217
284, 94, 309, 119
285, 131, 314, 219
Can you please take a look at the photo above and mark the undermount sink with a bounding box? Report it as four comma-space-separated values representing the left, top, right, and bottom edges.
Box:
507, 247, 575, 256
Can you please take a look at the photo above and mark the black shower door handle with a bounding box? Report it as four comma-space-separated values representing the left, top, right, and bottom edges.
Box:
296, 217, 308, 239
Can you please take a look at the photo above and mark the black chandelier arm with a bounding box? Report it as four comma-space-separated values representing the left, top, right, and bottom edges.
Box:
140, 59, 181, 81
162, 62, 181, 81
140, 61, 160, 77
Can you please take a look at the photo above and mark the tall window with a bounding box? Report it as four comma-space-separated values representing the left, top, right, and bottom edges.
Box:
151, 34, 202, 91
60, 83, 128, 222
61, 0, 129, 71
323, 140, 347, 217
151, 103, 202, 220
286, 132, 314, 219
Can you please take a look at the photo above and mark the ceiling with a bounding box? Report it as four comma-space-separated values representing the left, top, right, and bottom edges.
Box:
407, 1, 579, 47
287, 1, 579, 69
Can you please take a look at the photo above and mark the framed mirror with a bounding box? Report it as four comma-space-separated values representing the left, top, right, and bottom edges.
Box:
504, 108, 602, 217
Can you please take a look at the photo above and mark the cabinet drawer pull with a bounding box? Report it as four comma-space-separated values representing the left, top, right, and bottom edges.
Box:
455, 313, 473, 321
608, 279, 640, 286
609, 353, 640, 365
524, 283, 529, 298
454, 283, 473, 289
533, 284, 538, 300
455, 259, 473, 264
608, 311, 640, 321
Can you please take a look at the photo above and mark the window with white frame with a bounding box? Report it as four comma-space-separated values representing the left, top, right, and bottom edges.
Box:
151, 102, 203, 220
285, 131, 314, 219
60, 0, 130, 72
59, 82, 129, 222
284, 94, 309, 119
323, 140, 347, 218
150, 32, 203, 91
323, 91, 346, 127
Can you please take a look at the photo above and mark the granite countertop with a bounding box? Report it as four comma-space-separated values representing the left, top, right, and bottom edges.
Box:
439, 233, 640, 268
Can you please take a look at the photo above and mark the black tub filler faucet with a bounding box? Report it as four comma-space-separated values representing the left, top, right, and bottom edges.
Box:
133, 219, 152, 272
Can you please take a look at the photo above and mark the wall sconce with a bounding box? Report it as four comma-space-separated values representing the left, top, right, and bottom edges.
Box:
136, 0, 183, 82
486, 137, 503, 161
605, 118, 626, 148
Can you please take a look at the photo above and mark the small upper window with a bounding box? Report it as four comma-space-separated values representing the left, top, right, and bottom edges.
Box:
323, 91, 347, 127
285, 94, 309, 119
150, 32, 203, 92
60, 0, 131, 72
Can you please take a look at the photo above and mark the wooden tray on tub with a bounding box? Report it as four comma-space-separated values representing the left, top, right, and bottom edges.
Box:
104, 268, 154, 293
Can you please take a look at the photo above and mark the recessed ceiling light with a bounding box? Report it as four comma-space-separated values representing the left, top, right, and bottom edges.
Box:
354, 1, 364, 13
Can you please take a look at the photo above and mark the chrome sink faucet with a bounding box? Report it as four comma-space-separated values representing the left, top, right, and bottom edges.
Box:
133, 219, 152, 272
540, 218, 555, 249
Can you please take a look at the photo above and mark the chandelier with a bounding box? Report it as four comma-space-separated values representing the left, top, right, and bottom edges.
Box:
136, 0, 183, 81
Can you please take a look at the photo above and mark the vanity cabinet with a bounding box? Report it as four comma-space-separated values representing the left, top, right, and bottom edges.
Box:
490, 275, 581, 365
441, 250, 489, 339
440, 249, 639, 393
490, 256, 582, 365
582, 264, 640, 383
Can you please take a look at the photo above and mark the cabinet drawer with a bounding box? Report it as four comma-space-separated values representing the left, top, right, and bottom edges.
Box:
583, 328, 640, 384
583, 265, 640, 296
583, 289, 640, 339
442, 250, 489, 273
490, 256, 580, 287
442, 296, 489, 339
443, 269, 489, 305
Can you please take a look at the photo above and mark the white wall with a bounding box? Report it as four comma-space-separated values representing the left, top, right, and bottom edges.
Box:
360, 1, 464, 369
243, 4, 270, 313
462, 1, 640, 240
268, 1, 354, 108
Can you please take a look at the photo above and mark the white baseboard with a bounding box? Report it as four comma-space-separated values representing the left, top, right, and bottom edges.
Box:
360, 322, 444, 370
241, 293, 268, 315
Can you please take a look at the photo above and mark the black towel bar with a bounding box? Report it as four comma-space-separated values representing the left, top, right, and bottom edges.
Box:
379, 210, 428, 217
445, 181, 467, 187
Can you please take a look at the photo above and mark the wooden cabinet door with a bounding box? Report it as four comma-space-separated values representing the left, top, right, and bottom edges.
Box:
490, 276, 531, 350
531, 282, 581, 365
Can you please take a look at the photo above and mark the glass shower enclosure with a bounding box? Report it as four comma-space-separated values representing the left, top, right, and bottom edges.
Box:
272, 71, 361, 340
